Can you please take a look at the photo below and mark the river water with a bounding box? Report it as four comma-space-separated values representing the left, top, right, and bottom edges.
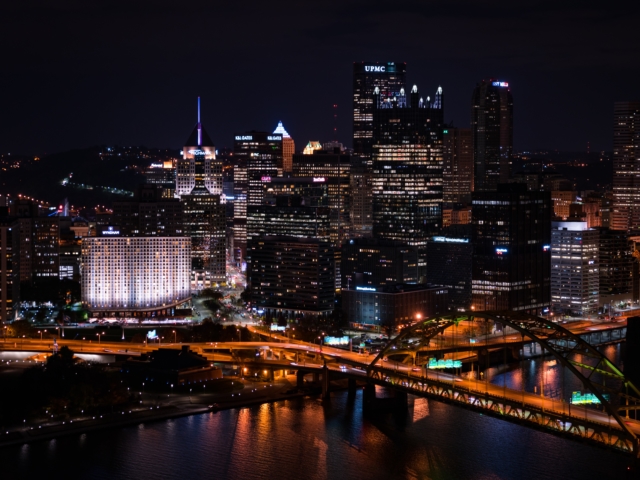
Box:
2, 344, 636, 479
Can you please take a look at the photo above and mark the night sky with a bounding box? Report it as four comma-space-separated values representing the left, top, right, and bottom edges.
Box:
1, 1, 638, 155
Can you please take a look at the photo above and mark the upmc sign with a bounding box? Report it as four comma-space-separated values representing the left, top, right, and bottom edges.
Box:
365, 65, 386, 72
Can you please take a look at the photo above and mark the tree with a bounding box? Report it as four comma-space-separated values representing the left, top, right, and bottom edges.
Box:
201, 288, 223, 301
7, 320, 34, 338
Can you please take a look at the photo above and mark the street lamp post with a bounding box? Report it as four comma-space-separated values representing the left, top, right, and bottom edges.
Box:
97, 332, 104, 344
38, 330, 42, 341
173, 330, 177, 343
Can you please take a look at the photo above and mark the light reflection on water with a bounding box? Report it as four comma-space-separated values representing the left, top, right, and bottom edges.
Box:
1, 387, 634, 480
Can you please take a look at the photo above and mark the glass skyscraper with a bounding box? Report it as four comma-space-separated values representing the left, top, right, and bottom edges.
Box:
371, 84, 445, 280
471, 79, 513, 192
352, 61, 406, 159
612, 101, 640, 231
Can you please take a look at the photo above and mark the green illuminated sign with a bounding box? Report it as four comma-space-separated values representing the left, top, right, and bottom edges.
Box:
570, 391, 608, 405
443, 130, 449, 134
428, 358, 462, 369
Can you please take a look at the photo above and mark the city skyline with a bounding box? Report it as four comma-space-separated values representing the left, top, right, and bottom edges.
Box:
1, 2, 639, 155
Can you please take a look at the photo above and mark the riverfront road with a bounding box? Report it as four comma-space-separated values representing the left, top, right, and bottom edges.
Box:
0, 339, 640, 454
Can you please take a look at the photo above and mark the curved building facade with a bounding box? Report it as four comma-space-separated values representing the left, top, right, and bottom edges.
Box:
81, 237, 191, 315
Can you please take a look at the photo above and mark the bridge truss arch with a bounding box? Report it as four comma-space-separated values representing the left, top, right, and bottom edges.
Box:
367, 310, 640, 445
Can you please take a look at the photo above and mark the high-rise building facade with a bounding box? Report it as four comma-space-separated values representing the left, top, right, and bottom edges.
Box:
551, 219, 599, 316
341, 238, 418, 290
353, 61, 406, 159
0, 217, 13, 322
291, 150, 351, 245
176, 98, 222, 197
81, 236, 191, 317
472, 79, 513, 192
598, 228, 633, 296
232, 132, 282, 262
248, 236, 334, 318
175, 99, 226, 287
612, 101, 640, 231
371, 84, 445, 279
426, 230, 473, 310
273, 121, 295, 174
350, 156, 373, 238
472, 184, 551, 313
443, 127, 473, 204
112, 185, 183, 237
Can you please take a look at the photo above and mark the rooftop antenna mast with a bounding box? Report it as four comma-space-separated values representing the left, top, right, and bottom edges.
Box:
197, 96, 202, 146
332, 103, 338, 141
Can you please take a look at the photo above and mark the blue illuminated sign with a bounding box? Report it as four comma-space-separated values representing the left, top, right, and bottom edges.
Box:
492, 81, 509, 87
495, 248, 508, 255
267, 135, 282, 141
235, 135, 253, 141
433, 236, 469, 243
356, 286, 376, 292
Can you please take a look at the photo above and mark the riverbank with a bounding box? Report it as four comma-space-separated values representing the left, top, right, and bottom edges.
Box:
0, 379, 308, 449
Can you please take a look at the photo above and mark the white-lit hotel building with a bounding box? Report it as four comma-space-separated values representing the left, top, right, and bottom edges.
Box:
550, 219, 599, 317
81, 237, 191, 317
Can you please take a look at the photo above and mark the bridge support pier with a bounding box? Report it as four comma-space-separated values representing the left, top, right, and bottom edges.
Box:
363, 383, 408, 413
348, 378, 357, 397
313, 372, 319, 383
321, 365, 330, 399
296, 370, 305, 389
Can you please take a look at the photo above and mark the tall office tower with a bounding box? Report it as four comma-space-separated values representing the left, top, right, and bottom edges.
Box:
246, 177, 338, 290
248, 236, 335, 319
13, 217, 60, 283
472, 79, 513, 192
598, 228, 633, 296
247, 195, 331, 245
371, 84, 445, 280
176, 98, 222, 197
273, 121, 295, 174
472, 184, 551, 313
82, 236, 191, 317
350, 156, 373, 237
612, 101, 640, 231
145, 160, 177, 198
426, 226, 473, 310
353, 61, 407, 159
292, 149, 351, 245
341, 238, 418, 290
0, 217, 13, 322
176, 99, 226, 287
551, 190, 577, 219
550, 219, 599, 316
182, 193, 226, 288
442, 127, 473, 204
112, 185, 183, 237
232, 132, 282, 262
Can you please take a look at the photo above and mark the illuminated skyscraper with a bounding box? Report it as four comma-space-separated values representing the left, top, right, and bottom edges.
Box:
0, 217, 13, 323
371, 84, 445, 280
176, 98, 226, 287
273, 121, 295, 174
232, 132, 282, 262
551, 219, 599, 316
353, 61, 406, 159
443, 127, 473, 204
612, 101, 640, 231
176, 97, 222, 197
472, 79, 513, 192
472, 184, 551, 313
